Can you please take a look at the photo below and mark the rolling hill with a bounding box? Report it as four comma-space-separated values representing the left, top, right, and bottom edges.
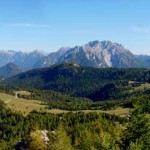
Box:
3, 63, 150, 100
0, 63, 22, 78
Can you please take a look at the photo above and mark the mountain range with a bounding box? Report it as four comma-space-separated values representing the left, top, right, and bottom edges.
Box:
0, 50, 46, 70
0, 40, 150, 78
35, 40, 143, 68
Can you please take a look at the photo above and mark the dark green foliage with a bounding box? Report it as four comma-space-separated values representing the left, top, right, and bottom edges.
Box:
0, 100, 125, 149
122, 108, 150, 149
2, 63, 150, 101
0, 84, 149, 112
0, 95, 150, 149
0, 63, 150, 149
88, 82, 123, 101
123, 95, 150, 113
0, 100, 25, 149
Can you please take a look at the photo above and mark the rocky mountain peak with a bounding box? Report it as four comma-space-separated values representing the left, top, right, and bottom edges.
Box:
0, 40, 149, 70
87, 40, 100, 47
34, 40, 142, 68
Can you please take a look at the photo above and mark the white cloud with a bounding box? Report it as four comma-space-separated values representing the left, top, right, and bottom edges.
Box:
132, 27, 150, 33
6, 23, 51, 28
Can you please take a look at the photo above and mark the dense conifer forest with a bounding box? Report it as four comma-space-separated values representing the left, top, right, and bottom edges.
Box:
0, 98, 150, 149
3, 63, 150, 98
0, 63, 150, 149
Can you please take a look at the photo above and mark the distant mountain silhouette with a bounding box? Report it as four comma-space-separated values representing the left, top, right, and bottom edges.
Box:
0, 50, 46, 70
0, 63, 22, 78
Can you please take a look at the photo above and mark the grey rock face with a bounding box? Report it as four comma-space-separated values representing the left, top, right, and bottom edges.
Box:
35, 41, 142, 68
1, 41, 149, 70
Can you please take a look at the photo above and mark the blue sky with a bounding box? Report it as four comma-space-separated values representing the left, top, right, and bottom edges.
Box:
0, 0, 150, 54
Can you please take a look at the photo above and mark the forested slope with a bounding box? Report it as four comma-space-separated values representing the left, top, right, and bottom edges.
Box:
3, 63, 150, 100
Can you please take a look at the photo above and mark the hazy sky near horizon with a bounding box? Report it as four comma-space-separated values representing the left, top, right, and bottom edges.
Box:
0, 0, 150, 54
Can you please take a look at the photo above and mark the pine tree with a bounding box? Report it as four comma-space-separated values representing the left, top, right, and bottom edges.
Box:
122, 108, 150, 150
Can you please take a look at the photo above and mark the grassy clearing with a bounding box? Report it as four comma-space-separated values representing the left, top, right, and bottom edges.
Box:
104, 107, 132, 116
134, 83, 150, 90
82, 107, 132, 116
0, 92, 131, 116
146, 114, 150, 118
128, 81, 150, 91
0, 92, 68, 115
